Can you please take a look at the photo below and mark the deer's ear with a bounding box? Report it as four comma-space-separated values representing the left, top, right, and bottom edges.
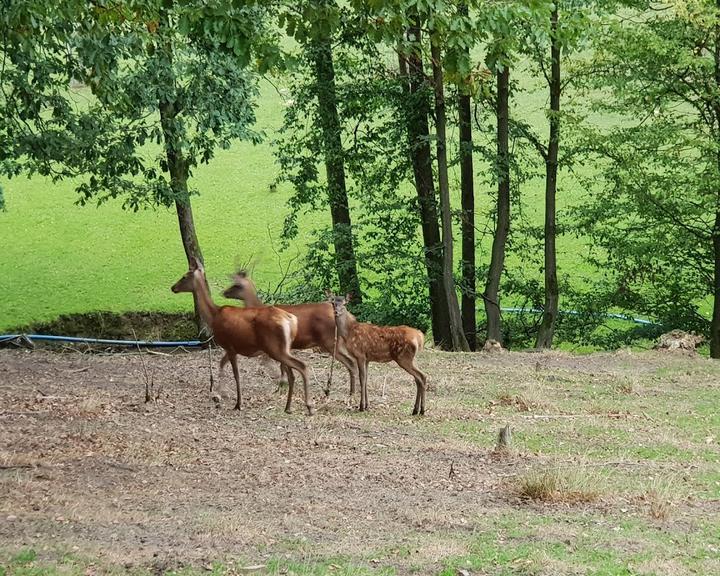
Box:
345, 293, 352, 303
324, 289, 334, 299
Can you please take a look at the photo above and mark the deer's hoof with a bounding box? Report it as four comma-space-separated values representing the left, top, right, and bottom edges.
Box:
284, 407, 292, 415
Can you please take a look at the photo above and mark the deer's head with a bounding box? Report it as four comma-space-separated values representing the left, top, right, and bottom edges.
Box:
222, 270, 256, 301
326, 291, 352, 318
171, 257, 204, 293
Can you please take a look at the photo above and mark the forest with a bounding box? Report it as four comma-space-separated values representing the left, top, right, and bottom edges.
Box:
2, 0, 719, 356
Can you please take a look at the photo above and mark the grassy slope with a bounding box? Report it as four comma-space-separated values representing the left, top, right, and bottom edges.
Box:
0, 80, 328, 330
0, 56, 614, 333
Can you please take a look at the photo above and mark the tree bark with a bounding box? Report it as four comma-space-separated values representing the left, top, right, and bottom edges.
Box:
159, 99, 208, 337
457, 2, 477, 350
536, 5, 561, 349
484, 64, 511, 344
401, 22, 453, 348
712, 2, 720, 358
430, 41, 469, 351
458, 90, 476, 350
311, 37, 362, 301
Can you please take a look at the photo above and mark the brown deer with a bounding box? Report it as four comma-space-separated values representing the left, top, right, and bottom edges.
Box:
327, 293, 427, 415
222, 271, 359, 396
171, 258, 314, 415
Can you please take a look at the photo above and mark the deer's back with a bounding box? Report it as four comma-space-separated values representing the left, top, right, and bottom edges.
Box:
276, 302, 354, 349
213, 305, 297, 356
347, 323, 423, 362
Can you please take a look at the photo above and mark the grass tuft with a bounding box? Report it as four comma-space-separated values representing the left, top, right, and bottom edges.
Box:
644, 475, 680, 521
496, 390, 550, 412
516, 463, 602, 504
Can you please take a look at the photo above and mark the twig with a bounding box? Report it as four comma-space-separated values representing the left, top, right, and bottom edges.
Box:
0, 411, 52, 416
325, 322, 338, 397
207, 342, 215, 394
146, 350, 171, 357
131, 328, 153, 403
103, 459, 139, 473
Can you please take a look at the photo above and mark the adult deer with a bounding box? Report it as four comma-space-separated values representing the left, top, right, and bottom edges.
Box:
171, 258, 314, 415
327, 293, 427, 415
222, 271, 359, 396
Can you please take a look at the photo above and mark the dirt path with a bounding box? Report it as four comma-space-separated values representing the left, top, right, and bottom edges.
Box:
1, 348, 718, 574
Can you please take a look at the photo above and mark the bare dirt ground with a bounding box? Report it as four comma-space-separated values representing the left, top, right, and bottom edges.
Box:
1, 347, 719, 575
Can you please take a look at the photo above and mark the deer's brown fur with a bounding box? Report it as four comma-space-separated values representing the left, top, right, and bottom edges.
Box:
171, 259, 314, 415
328, 293, 427, 415
222, 271, 359, 395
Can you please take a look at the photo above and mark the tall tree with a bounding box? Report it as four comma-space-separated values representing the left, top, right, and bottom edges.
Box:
431, 39, 470, 351
484, 62, 511, 344
535, 3, 561, 348
579, 0, 720, 357
401, 19, 456, 347
280, 1, 363, 300
0, 0, 269, 333
455, 2, 478, 350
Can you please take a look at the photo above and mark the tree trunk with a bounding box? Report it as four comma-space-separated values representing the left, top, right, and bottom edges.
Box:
160, 106, 207, 336
430, 42, 469, 351
458, 91, 476, 350
484, 65, 511, 344
712, 4, 720, 359
536, 5, 561, 349
311, 37, 362, 301
401, 22, 454, 348
712, 214, 720, 358
457, 3, 477, 350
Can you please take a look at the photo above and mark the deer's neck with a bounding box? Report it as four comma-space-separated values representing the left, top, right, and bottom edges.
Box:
244, 287, 264, 308
335, 311, 355, 339
194, 271, 219, 326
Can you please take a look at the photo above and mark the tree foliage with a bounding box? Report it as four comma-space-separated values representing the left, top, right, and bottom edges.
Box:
0, 0, 265, 210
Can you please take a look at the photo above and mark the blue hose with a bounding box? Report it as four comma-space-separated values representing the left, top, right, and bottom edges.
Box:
501, 307, 656, 325
0, 334, 202, 347
0, 309, 655, 348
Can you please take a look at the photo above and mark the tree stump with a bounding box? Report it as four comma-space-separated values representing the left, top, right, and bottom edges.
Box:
654, 330, 703, 353
483, 339, 507, 353
494, 424, 512, 454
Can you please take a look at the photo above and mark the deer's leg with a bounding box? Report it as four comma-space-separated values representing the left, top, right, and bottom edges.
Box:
357, 357, 368, 412
320, 340, 357, 397
228, 352, 243, 411
283, 355, 313, 416
337, 347, 358, 397
283, 364, 296, 413
396, 356, 427, 415
276, 363, 291, 393
363, 360, 370, 410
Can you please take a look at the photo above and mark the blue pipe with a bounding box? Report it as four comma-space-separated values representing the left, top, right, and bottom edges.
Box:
500, 307, 656, 326
0, 334, 202, 347
0, 309, 655, 348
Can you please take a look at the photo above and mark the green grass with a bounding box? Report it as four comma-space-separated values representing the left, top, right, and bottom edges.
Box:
0, 79, 327, 331
0, 549, 394, 576
0, 53, 608, 334
0, 55, 706, 336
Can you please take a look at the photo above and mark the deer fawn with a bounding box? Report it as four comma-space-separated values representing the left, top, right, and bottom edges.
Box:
171, 258, 314, 415
222, 271, 359, 396
327, 293, 427, 415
